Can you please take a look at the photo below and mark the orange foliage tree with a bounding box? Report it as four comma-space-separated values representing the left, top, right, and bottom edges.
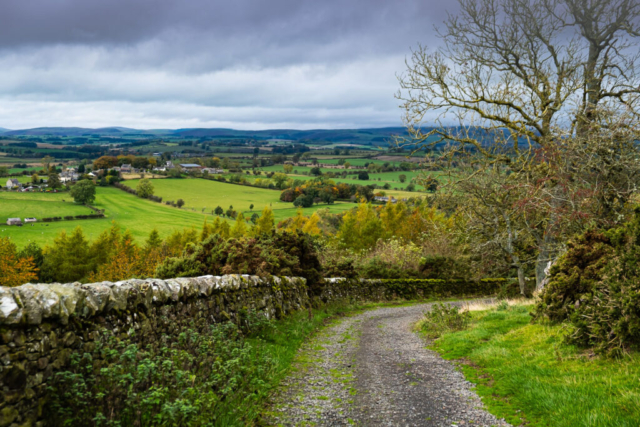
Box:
0, 237, 38, 287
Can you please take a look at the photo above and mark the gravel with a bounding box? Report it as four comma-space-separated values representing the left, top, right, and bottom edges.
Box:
266, 302, 511, 427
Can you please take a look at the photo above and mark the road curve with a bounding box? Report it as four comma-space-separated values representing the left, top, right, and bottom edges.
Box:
265, 303, 510, 427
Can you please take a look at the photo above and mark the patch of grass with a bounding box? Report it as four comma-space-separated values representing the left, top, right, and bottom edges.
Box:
429, 304, 640, 426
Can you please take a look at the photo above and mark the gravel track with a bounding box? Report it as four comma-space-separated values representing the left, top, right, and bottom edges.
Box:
265, 302, 510, 427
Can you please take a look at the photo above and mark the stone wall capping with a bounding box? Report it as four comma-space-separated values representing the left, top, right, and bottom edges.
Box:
0, 275, 313, 327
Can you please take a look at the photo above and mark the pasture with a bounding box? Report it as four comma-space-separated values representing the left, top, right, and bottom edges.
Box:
122, 178, 356, 222
0, 187, 209, 248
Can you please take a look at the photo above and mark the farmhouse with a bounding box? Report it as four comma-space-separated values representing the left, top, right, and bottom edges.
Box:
6, 218, 22, 226
120, 164, 133, 173
60, 170, 79, 183
24, 218, 37, 223
5, 179, 22, 190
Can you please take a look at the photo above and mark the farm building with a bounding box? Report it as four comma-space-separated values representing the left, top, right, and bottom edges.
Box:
24, 218, 37, 223
180, 164, 203, 172
6, 218, 22, 226
202, 168, 224, 174
5, 179, 22, 190
120, 164, 132, 173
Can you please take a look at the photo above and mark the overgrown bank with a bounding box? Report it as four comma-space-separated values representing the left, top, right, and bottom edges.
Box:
423, 303, 640, 426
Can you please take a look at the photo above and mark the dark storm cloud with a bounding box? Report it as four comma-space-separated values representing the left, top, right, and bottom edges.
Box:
0, 0, 455, 129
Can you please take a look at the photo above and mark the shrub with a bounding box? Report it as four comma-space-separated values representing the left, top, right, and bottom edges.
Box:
421, 303, 471, 339
46, 314, 276, 426
533, 212, 640, 356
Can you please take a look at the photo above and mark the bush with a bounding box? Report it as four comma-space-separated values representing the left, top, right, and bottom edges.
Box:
156, 231, 323, 294
421, 303, 471, 339
533, 212, 640, 356
46, 314, 277, 426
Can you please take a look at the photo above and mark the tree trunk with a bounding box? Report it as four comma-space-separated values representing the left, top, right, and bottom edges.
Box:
535, 232, 554, 291
517, 265, 527, 297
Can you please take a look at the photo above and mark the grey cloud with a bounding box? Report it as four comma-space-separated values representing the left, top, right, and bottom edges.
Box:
0, 0, 455, 129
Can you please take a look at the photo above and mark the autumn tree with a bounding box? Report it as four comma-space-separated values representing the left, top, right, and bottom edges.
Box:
0, 237, 38, 287
255, 206, 275, 235
93, 156, 118, 170
230, 213, 248, 238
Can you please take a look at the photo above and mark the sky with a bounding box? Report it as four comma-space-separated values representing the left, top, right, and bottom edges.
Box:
0, 0, 453, 130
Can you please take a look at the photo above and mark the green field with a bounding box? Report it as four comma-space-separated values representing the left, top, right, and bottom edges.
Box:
0, 178, 362, 248
123, 178, 357, 222
0, 187, 210, 248
0, 191, 93, 219
248, 166, 439, 190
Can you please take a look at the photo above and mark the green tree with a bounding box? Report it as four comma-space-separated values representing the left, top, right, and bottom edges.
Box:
249, 204, 254, 211
214, 206, 224, 216
70, 180, 96, 204
41, 227, 94, 282
176, 199, 185, 208
136, 179, 154, 198
398, 174, 407, 183
283, 164, 293, 174
48, 173, 61, 189
145, 229, 162, 249
273, 173, 288, 188
31, 173, 39, 184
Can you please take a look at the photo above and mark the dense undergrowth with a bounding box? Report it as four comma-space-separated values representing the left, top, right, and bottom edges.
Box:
45, 302, 373, 426
424, 303, 640, 426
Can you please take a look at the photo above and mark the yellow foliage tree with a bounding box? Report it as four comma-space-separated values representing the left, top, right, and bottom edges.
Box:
231, 213, 248, 238
255, 206, 275, 235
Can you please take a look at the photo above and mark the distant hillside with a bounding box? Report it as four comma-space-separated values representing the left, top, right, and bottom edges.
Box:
0, 127, 10, 133
0, 126, 413, 145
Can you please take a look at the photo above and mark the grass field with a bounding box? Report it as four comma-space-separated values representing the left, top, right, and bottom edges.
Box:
0, 191, 93, 218
123, 177, 357, 222
427, 303, 640, 427
250, 166, 440, 190
0, 187, 209, 247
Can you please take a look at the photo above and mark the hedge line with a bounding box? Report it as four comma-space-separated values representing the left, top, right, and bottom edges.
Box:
41, 213, 105, 222
322, 278, 515, 302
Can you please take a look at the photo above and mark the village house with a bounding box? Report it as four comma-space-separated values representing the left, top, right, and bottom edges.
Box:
5, 178, 22, 190
6, 218, 22, 226
60, 170, 79, 184
120, 164, 132, 173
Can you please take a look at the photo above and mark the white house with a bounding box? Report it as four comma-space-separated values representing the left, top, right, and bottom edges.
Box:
6, 218, 21, 226
5, 179, 22, 190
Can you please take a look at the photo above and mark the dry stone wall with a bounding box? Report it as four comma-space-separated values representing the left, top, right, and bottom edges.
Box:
0, 275, 308, 427
0, 275, 507, 426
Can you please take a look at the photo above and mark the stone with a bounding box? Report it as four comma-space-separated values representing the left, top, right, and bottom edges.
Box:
0, 406, 18, 427
0, 290, 22, 325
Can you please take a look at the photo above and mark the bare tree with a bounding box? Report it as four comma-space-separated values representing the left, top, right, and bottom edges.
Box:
399, 0, 640, 288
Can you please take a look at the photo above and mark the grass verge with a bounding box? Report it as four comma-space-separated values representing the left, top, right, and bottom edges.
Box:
424, 302, 640, 426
